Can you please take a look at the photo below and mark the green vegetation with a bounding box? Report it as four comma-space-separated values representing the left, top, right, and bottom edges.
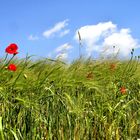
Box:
0, 52, 140, 139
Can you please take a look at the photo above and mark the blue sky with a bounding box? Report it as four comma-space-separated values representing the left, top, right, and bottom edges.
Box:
0, 0, 140, 61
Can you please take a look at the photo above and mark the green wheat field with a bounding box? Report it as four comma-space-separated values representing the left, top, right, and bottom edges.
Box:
0, 49, 140, 140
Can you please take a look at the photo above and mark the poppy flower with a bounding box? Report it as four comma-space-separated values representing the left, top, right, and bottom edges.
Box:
5, 43, 18, 54
110, 63, 116, 70
8, 64, 17, 71
120, 87, 127, 94
86, 72, 93, 79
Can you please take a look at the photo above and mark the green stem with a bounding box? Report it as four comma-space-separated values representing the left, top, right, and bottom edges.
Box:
1, 54, 15, 70
3, 53, 8, 62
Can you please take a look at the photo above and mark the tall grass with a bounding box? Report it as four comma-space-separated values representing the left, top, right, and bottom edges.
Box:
0, 54, 140, 139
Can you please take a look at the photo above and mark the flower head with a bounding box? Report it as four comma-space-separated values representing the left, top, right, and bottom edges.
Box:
8, 64, 17, 71
110, 63, 116, 71
5, 43, 18, 54
120, 87, 127, 94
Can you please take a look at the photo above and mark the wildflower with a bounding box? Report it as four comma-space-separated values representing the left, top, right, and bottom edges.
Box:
8, 64, 17, 71
86, 72, 93, 79
5, 43, 18, 54
120, 87, 127, 94
110, 63, 116, 70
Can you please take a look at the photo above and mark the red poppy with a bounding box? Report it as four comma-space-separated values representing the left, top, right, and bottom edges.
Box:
110, 63, 116, 70
5, 43, 18, 54
86, 72, 93, 79
120, 87, 127, 94
8, 64, 17, 71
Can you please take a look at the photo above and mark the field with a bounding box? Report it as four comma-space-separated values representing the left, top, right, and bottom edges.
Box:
0, 48, 140, 139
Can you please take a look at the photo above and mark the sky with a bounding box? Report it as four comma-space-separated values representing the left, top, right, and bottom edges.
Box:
0, 0, 140, 61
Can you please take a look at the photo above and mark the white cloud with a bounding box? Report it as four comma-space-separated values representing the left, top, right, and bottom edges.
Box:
43, 19, 69, 38
55, 43, 73, 60
55, 43, 72, 53
75, 21, 140, 57
28, 35, 39, 41
59, 29, 70, 37
102, 29, 139, 56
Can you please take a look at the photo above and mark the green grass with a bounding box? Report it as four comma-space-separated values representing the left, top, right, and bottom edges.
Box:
0, 54, 140, 140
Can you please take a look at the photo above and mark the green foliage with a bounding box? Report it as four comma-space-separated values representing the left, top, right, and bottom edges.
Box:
0, 55, 140, 139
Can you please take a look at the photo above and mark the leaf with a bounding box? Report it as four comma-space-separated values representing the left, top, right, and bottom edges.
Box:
10, 129, 19, 140
0, 117, 4, 140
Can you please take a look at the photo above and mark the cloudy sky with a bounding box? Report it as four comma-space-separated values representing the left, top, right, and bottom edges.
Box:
0, 0, 140, 61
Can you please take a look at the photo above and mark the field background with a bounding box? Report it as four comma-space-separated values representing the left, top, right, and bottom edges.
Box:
0, 52, 140, 140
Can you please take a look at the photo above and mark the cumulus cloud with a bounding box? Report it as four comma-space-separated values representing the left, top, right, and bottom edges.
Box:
43, 19, 69, 38
75, 21, 140, 57
28, 35, 39, 41
102, 29, 139, 56
55, 43, 73, 60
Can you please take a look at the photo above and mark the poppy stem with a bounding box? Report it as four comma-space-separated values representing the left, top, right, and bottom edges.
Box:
3, 53, 8, 62
1, 54, 15, 70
